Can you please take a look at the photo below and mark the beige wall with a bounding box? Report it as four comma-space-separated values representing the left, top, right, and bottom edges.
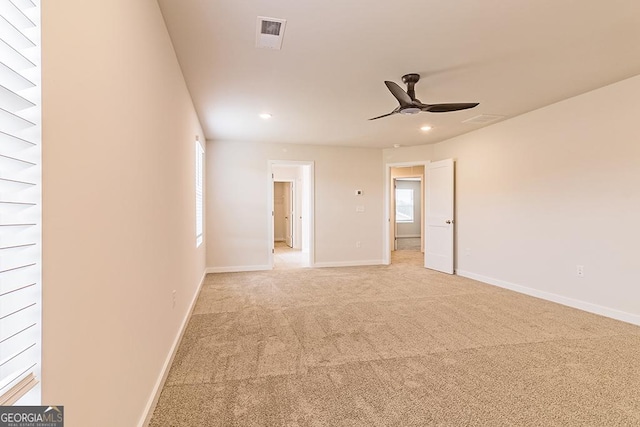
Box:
384, 144, 433, 164
42, 1, 206, 426
385, 74, 640, 324
207, 141, 384, 269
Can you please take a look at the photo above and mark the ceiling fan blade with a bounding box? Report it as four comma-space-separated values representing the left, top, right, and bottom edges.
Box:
422, 103, 479, 113
368, 110, 398, 120
384, 81, 413, 106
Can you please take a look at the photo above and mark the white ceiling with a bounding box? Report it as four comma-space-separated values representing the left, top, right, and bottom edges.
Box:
157, 0, 640, 148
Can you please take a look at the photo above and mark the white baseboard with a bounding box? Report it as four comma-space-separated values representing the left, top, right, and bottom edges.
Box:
456, 269, 640, 327
206, 264, 271, 273
313, 260, 384, 268
138, 270, 207, 427
397, 234, 420, 238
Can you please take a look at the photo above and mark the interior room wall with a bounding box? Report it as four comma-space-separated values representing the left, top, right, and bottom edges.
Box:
206, 141, 384, 270
42, 1, 206, 426
386, 74, 640, 324
385, 144, 433, 164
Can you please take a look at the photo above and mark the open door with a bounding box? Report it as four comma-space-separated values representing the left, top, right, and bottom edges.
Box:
392, 179, 398, 251
284, 182, 293, 247
425, 159, 454, 273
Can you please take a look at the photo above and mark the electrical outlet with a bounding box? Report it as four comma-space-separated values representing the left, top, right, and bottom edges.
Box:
172, 290, 177, 308
356, 241, 361, 248
464, 248, 471, 257
576, 265, 584, 278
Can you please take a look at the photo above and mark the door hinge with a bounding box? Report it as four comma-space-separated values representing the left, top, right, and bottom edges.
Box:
272, 248, 274, 253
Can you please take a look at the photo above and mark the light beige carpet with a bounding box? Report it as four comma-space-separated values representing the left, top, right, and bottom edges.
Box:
149, 252, 640, 426
396, 237, 421, 251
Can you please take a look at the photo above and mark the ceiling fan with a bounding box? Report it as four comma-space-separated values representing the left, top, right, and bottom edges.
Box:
369, 73, 479, 120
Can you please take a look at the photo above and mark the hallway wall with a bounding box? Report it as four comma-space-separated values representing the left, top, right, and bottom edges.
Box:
42, 1, 206, 425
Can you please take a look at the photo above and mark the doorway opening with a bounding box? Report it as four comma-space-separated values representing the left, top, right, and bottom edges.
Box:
269, 161, 314, 269
387, 165, 426, 265
274, 181, 294, 247
394, 177, 423, 252
384, 160, 456, 273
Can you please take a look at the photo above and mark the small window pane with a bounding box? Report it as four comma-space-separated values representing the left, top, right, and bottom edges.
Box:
396, 188, 414, 223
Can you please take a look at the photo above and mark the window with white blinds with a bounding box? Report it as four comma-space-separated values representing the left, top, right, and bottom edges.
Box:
195, 138, 204, 247
0, 0, 41, 405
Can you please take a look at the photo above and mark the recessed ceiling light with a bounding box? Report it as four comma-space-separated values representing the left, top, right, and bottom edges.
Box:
393, 144, 401, 148
259, 113, 272, 119
420, 125, 432, 132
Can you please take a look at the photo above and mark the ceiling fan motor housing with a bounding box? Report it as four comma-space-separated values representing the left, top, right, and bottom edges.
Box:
400, 107, 421, 115
402, 73, 420, 100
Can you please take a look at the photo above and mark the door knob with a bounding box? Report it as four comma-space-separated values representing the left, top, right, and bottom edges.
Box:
446, 220, 453, 224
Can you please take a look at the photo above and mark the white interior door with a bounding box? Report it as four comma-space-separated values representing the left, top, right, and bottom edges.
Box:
425, 159, 455, 273
284, 182, 293, 247
392, 179, 398, 251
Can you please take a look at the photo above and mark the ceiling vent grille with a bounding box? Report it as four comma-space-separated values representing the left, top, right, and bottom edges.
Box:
256, 16, 287, 50
463, 114, 505, 125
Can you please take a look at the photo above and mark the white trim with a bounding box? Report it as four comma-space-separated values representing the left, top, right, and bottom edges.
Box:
138, 270, 207, 427
456, 270, 640, 327
313, 260, 385, 268
397, 234, 421, 238
206, 265, 271, 274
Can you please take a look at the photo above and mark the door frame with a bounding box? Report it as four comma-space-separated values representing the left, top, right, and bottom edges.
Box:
383, 161, 429, 265
268, 160, 315, 269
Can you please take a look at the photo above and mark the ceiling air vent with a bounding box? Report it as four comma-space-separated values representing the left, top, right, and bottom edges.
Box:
256, 16, 287, 50
463, 114, 505, 125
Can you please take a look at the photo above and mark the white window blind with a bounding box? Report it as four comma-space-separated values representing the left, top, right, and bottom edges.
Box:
0, 0, 41, 405
395, 188, 414, 223
195, 138, 203, 247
